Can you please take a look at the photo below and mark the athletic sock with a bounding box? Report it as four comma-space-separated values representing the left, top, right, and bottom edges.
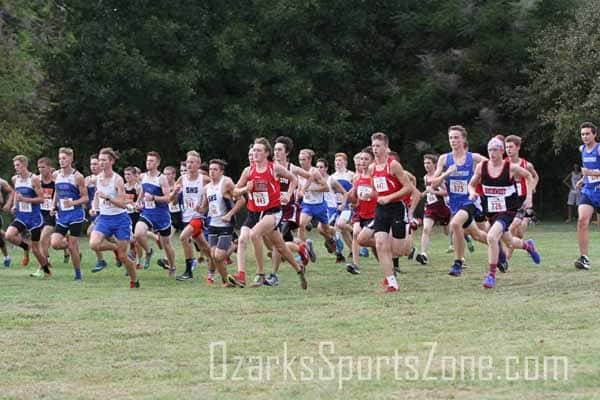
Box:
19, 241, 29, 251
387, 275, 398, 288
488, 263, 497, 278
74, 267, 82, 279
392, 257, 399, 269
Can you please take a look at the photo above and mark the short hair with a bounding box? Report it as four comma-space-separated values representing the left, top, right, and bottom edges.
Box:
186, 150, 201, 161
361, 146, 374, 159
13, 155, 28, 165
200, 162, 209, 172
423, 154, 438, 164
580, 121, 597, 134
180, 160, 187, 166
37, 157, 53, 167
299, 149, 315, 159
275, 136, 294, 155
90, 154, 98, 160
448, 125, 468, 138
164, 166, 176, 174
124, 166, 136, 175
316, 158, 328, 168
371, 132, 389, 145
505, 135, 522, 147
254, 137, 272, 156
335, 152, 347, 161
209, 159, 227, 170
146, 151, 161, 162
388, 151, 400, 162
99, 147, 119, 161
59, 147, 74, 158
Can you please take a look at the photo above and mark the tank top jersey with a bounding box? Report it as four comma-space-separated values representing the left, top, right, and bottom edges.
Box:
372, 156, 403, 203
97, 172, 126, 216
331, 170, 354, 208
167, 183, 183, 213
423, 175, 444, 208
581, 143, 600, 194
355, 174, 376, 219
140, 172, 169, 218
481, 160, 520, 214
206, 177, 234, 227
299, 167, 324, 205
505, 157, 528, 198
278, 162, 296, 205
40, 179, 55, 212
181, 173, 205, 223
124, 185, 138, 214
247, 162, 280, 212
444, 152, 476, 212
55, 169, 85, 222
14, 174, 42, 223
324, 176, 338, 208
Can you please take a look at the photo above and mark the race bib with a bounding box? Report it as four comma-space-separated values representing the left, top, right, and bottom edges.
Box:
100, 198, 112, 208
426, 192, 438, 205
60, 198, 74, 211
357, 186, 372, 201
185, 197, 197, 211
19, 202, 32, 213
449, 179, 468, 194
253, 192, 269, 207
209, 202, 218, 216
335, 192, 344, 204
144, 200, 156, 209
487, 196, 507, 213
373, 176, 389, 193
168, 202, 181, 213
41, 188, 53, 211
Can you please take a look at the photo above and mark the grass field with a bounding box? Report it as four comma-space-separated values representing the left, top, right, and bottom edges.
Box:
1, 221, 599, 399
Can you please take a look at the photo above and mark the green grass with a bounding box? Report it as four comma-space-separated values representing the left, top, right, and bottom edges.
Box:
1, 222, 599, 399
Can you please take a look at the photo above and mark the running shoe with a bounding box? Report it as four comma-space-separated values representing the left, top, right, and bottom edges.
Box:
482, 274, 496, 289
574, 255, 590, 270
306, 239, 317, 263
91, 259, 107, 273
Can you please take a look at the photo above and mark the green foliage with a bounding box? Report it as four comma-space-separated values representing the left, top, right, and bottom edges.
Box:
45, 0, 572, 174
523, 0, 599, 151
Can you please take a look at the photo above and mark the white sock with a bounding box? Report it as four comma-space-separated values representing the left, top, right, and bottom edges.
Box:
387, 275, 398, 288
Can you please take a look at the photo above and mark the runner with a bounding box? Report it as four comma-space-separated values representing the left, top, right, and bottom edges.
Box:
317, 158, 349, 263
4, 155, 49, 277
134, 151, 177, 276
468, 137, 541, 288
172, 151, 211, 281
49, 147, 88, 280
416, 154, 451, 265
503, 134, 539, 271
430, 125, 488, 277
123, 166, 142, 269
331, 153, 354, 262
86, 154, 108, 272
346, 147, 377, 274
265, 136, 314, 287
575, 122, 600, 270
30, 157, 55, 277
89, 148, 139, 288
369, 132, 415, 292
229, 137, 307, 289
0, 177, 14, 267
297, 149, 336, 254
203, 159, 244, 286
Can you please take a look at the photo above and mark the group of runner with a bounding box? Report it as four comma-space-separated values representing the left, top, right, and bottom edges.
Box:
1, 122, 598, 292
